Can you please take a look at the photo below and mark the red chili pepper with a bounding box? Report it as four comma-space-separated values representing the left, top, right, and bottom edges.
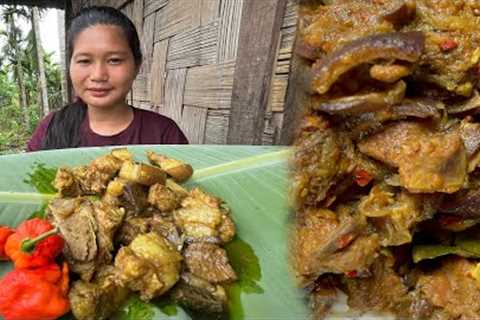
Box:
336, 233, 355, 249
439, 39, 458, 52
5, 218, 63, 269
0, 263, 70, 320
354, 169, 373, 187
0, 226, 14, 260
345, 270, 358, 278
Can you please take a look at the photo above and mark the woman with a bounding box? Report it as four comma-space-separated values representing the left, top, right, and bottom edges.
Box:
27, 6, 188, 151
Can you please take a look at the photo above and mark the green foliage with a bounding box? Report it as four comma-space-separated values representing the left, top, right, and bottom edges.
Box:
0, 5, 63, 154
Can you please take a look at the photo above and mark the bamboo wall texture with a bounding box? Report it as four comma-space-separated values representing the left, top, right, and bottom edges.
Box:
74, 0, 298, 145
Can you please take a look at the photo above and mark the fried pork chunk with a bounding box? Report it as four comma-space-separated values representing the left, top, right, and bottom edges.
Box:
292, 206, 380, 286
69, 266, 129, 320
358, 121, 467, 193
184, 242, 237, 284
416, 257, 480, 320
174, 188, 235, 243
170, 272, 228, 318
114, 232, 182, 300
47, 197, 125, 281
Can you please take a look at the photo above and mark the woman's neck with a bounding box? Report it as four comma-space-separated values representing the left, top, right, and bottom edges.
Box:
87, 102, 134, 136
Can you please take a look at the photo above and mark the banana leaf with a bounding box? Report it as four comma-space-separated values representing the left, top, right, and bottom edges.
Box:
0, 145, 310, 320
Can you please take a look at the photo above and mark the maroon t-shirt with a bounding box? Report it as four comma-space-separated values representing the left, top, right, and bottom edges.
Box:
27, 107, 188, 152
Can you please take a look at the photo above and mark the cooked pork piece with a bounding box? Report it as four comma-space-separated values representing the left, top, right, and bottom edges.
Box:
148, 183, 183, 212
47, 198, 98, 281
69, 266, 130, 320
342, 254, 412, 318
416, 257, 480, 320
47, 197, 125, 281
170, 272, 228, 318
174, 188, 235, 244
358, 121, 467, 193
53, 168, 82, 197
184, 242, 237, 284
358, 183, 439, 246
114, 232, 182, 300
147, 151, 193, 183
115, 216, 151, 246
292, 206, 379, 286
292, 114, 356, 209
149, 214, 183, 250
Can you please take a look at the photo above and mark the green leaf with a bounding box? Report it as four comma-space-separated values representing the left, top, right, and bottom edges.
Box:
115, 295, 155, 320
0, 145, 310, 320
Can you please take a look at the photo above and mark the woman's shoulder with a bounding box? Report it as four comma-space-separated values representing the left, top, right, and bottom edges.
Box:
134, 107, 178, 125
26, 112, 57, 152
132, 107, 189, 144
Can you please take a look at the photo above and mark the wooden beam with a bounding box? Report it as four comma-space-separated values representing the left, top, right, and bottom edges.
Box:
226, 0, 287, 145
279, 37, 313, 145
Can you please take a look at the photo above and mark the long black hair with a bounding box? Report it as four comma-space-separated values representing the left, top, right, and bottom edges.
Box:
41, 6, 143, 150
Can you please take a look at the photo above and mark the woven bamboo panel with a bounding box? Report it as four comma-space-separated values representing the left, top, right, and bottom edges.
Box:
144, 0, 167, 17
166, 21, 218, 69
181, 105, 208, 144
154, 0, 202, 42
205, 109, 229, 144
161, 68, 187, 124
183, 61, 235, 109
150, 39, 169, 106
142, 12, 155, 71
217, 0, 243, 62
78, 0, 298, 145
201, 0, 220, 26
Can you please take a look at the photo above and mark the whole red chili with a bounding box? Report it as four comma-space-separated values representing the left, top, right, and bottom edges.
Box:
5, 218, 64, 269
0, 225, 14, 260
0, 263, 70, 320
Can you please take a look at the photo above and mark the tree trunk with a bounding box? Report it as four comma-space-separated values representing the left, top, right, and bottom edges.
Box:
9, 18, 29, 128
31, 6, 49, 116
57, 9, 68, 105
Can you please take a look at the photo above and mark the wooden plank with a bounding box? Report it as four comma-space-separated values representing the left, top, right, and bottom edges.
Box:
227, 0, 287, 144
166, 22, 218, 69
205, 109, 230, 144
160, 68, 187, 124
181, 105, 208, 144
154, 0, 202, 42
144, 0, 168, 17
201, 0, 220, 26
183, 61, 235, 109
217, 0, 243, 62
149, 39, 169, 106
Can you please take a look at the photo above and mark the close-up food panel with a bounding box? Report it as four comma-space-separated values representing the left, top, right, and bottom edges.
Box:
290, 0, 480, 319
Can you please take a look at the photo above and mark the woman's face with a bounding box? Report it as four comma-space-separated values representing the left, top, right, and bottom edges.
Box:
69, 24, 138, 110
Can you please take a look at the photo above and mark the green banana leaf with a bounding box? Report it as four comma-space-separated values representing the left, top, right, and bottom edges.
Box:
0, 145, 310, 320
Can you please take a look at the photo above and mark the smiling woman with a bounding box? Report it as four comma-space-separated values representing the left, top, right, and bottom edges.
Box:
27, 6, 188, 152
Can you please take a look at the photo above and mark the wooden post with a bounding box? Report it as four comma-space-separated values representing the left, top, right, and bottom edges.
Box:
279, 37, 313, 145
227, 0, 287, 145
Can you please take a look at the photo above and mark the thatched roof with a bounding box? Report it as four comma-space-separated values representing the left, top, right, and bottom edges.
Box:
0, 0, 65, 9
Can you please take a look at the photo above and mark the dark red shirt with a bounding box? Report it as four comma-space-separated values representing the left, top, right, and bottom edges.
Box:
27, 107, 188, 152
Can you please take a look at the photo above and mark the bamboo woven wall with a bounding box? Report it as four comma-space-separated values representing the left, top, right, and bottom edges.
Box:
74, 0, 298, 144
